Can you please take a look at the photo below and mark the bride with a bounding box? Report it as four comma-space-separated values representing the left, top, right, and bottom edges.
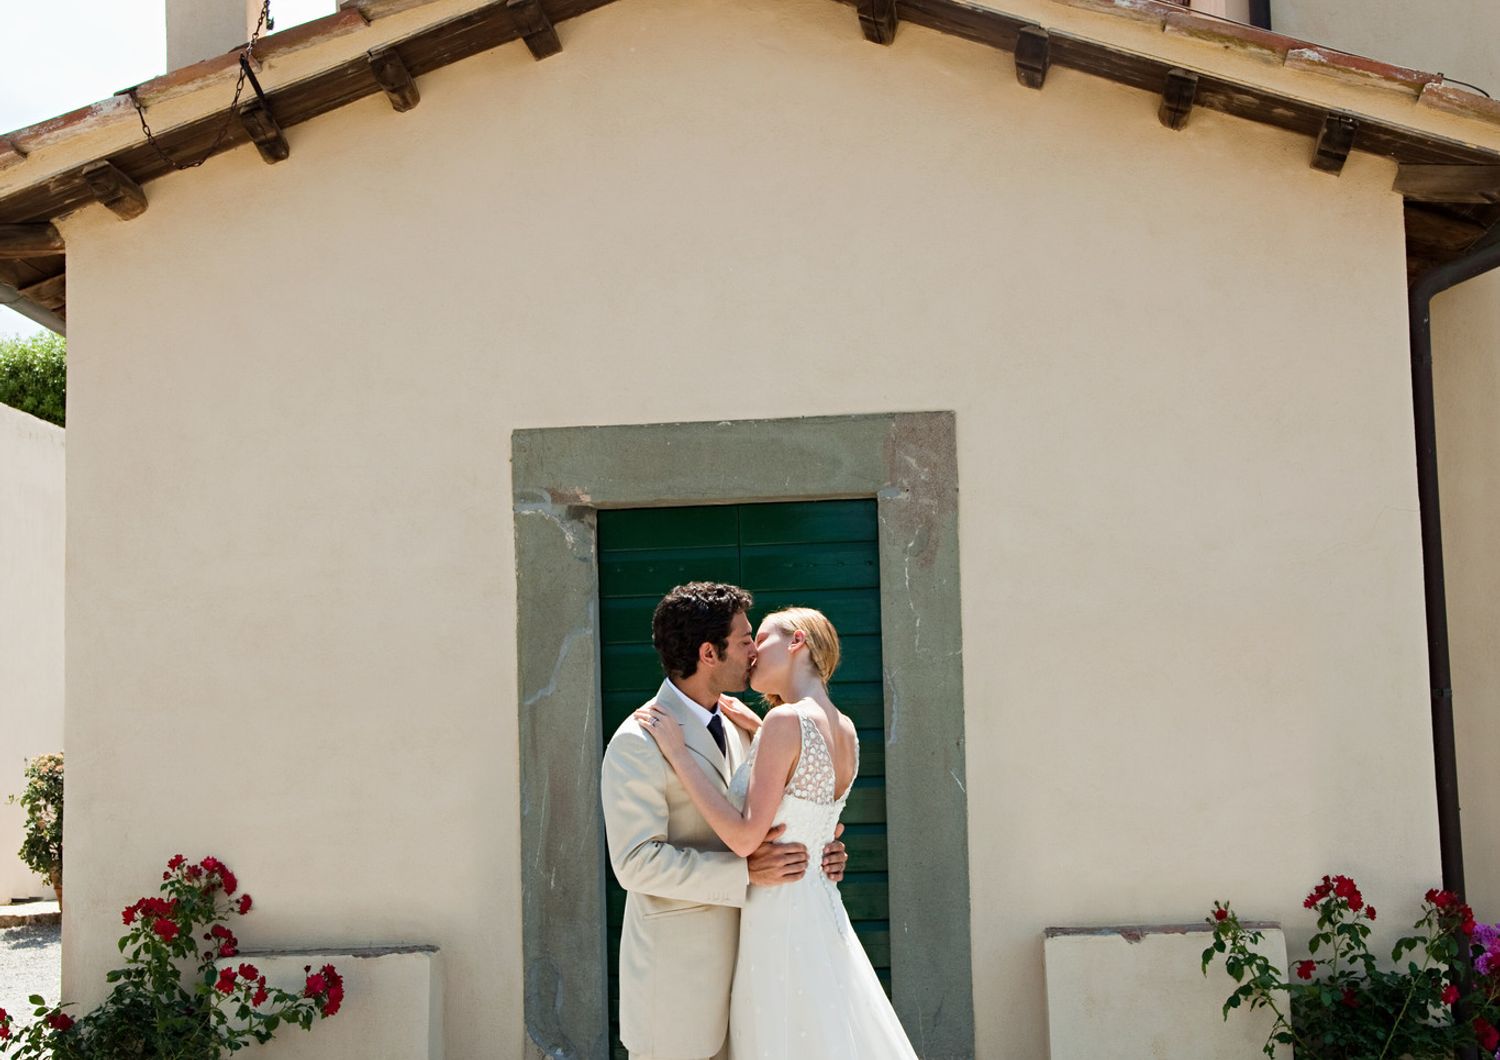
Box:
635, 607, 918, 1059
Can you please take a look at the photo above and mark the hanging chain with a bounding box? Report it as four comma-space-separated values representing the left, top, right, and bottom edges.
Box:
129, 0, 274, 172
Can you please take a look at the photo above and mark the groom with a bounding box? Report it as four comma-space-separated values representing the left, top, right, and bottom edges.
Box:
601, 581, 849, 1060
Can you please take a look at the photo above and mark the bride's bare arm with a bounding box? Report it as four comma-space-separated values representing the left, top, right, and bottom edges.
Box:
635, 705, 800, 858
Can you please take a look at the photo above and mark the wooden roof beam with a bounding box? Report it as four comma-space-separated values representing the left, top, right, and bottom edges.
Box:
0, 223, 64, 258
1396, 164, 1500, 204
1312, 113, 1358, 174
19, 273, 65, 311
1159, 69, 1197, 130
80, 161, 148, 219
857, 0, 896, 45
506, 0, 561, 60
1014, 26, 1050, 89
369, 49, 421, 111
238, 102, 290, 164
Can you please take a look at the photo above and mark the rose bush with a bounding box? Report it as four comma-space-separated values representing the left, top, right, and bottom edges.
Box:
7, 752, 63, 904
0, 854, 343, 1058
1202, 874, 1500, 1059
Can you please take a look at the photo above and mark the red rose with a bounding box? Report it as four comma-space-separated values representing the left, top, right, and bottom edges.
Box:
252, 979, 269, 1007
238, 963, 259, 980
218, 943, 238, 958
215, 968, 238, 994
305, 973, 328, 997
1340, 987, 1360, 1008
45, 1012, 74, 1032
1443, 984, 1460, 1005
1365, 906, 1376, 921
201, 856, 222, 873
323, 984, 343, 1016
1295, 960, 1316, 980
1463, 917, 1478, 937
237, 894, 253, 915
1214, 908, 1228, 922
217, 868, 238, 896
167, 854, 186, 870
1476, 1018, 1500, 1052
152, 917, 180, 942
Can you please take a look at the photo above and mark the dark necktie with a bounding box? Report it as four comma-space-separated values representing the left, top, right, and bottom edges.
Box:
707, 711, 727, 759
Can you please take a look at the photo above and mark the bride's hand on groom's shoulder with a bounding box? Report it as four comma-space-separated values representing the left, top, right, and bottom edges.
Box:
718, 695, 762, 735
633, 705, 686, 759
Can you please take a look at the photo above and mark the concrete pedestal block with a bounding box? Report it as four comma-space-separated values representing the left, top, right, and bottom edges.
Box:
218, 945, 441, 1060
1044, 924, 1289, 1060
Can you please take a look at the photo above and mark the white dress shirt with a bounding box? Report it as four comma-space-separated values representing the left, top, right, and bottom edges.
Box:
661, 678, 723, 732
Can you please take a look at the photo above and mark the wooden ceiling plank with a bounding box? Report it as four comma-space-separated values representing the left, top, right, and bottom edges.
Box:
19, 272, 65, 311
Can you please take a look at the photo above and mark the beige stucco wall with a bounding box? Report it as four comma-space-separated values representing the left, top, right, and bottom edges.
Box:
0, 402, 64, 903
1270, 0, 1500, 93
59, 0, 1435, 1054
1433, 271, 1500, 917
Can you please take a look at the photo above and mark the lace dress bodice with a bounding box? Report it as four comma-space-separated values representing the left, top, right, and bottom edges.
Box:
729, 705, 858, 882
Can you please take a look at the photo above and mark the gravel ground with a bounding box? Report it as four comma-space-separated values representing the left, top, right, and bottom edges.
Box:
0, 922, 62, 1023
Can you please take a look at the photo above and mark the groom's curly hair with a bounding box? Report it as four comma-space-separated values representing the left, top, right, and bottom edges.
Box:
652, 582, 754, 680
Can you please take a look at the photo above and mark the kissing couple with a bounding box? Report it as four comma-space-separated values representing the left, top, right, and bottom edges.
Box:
600, 581, 918, 1059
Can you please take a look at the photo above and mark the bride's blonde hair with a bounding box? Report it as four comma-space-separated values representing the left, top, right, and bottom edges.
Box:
760, 607, 842, 708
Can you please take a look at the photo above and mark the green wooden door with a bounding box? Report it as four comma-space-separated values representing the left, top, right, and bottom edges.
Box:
598, 499, 890, 1058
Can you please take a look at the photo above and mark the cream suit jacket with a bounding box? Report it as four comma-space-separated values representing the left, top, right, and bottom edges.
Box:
601, 680, 754, 1059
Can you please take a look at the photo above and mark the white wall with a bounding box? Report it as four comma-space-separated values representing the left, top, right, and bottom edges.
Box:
59, 0, 1434, 1054
1433, 270, 1500, 917
0, 402, 64, 903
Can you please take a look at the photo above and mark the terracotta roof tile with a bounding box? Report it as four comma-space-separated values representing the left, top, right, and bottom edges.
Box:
1418, 81, 1500, 124
1283, 45, 1433, 97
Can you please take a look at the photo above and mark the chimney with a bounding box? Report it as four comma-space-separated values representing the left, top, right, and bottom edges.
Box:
164, 0, 264, 71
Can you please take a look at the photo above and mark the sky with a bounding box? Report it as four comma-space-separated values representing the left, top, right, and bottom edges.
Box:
0, 0, 333, 338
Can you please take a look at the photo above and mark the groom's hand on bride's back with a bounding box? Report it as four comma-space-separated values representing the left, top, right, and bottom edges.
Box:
822, 822, 848, 885
747, 824, 809, 886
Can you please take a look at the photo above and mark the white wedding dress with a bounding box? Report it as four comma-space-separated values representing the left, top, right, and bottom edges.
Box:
727, 704, 919, 1059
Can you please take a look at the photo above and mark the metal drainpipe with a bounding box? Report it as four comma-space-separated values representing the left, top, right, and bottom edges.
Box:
1408, 230, 1500, 902
0, 281, 67, 335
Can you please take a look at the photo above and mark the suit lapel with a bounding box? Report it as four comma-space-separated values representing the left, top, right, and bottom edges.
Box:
655, 680, 731, 787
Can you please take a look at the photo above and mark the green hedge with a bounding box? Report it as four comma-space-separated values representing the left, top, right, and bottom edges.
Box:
0, 331, 66, 427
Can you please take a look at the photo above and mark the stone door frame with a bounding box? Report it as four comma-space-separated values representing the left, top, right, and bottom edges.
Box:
513, 411, 974, 1059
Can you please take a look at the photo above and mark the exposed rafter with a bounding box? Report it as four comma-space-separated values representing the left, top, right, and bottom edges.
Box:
1159, 69, 1197, 131
1396, 165, 1500, 204
0, 223, 64, 258
369, 48, 421, 111
1014, 26, 1050, 90
80, 161, 148, 219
